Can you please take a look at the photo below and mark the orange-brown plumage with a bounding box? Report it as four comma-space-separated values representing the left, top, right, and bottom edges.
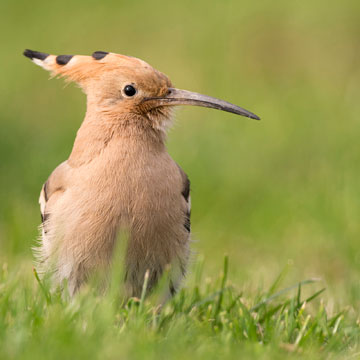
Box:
24, 49, 259, 297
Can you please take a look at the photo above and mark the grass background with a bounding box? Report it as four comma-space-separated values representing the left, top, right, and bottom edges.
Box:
1, 0, 360, 358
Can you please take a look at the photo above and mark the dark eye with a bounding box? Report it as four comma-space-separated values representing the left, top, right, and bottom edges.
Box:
124, 84, 137, 97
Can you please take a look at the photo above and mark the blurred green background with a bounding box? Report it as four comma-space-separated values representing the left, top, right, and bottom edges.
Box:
1, 0, 360, 305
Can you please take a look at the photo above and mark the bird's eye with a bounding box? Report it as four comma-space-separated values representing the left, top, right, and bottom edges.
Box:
123, 85, 137, 97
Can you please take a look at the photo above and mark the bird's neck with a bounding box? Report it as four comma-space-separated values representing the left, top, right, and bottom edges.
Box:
68, 108, 166, 167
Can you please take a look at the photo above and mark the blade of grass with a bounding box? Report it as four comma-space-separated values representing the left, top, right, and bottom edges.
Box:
33, 267, 51, 305
250, 278, 321, 312
294, 314, 311, 348
267, 263, 291, 297
138, 269, 149, 313
213, 255, 228, 318
302, 287, 326, 305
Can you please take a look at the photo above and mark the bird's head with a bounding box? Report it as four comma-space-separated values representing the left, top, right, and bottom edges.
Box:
24, 49, 260, 133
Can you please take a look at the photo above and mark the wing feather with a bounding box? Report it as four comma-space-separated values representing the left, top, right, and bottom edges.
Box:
38, 161, 69, 236
177, 164, 191, 233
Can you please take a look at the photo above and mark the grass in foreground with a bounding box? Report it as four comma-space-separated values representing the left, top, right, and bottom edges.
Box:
0, 256, 359, 360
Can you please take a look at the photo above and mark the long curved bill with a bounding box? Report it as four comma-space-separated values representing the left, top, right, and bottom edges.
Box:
143, 88, 260, 120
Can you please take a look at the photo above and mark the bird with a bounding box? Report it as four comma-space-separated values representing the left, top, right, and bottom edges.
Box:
23, 49, 260, 298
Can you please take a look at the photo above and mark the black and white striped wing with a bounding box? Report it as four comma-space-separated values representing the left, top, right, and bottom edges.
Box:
38, 161, 69, 240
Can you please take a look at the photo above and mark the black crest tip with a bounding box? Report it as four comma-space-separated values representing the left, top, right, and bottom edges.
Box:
23, 49, 49, 61
92, 51, 108, 60
56, 55, 73, 65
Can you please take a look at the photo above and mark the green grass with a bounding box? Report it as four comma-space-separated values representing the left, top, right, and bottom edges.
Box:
1, 257, 358, 360
1, 0, 360, 358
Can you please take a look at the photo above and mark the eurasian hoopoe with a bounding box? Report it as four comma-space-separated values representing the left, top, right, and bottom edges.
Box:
23, 49, 260, 297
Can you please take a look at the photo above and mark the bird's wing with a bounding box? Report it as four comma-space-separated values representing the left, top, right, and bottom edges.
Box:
39, 161, 70, 235
177, 165, 191, 233
165, 164, 191, 296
